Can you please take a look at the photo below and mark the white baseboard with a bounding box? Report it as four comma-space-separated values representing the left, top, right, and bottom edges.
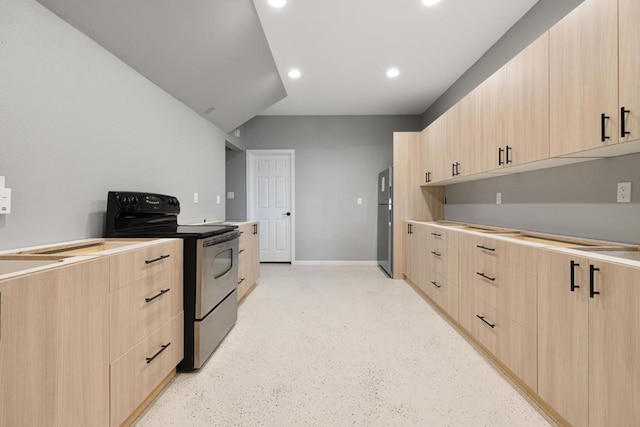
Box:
291, 260, 378, 266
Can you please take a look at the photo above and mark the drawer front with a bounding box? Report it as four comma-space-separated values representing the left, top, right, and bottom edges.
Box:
496, 312, 537, 391
110, 240, 182, 291
110, 313, 184, 427
237, 265, 248, 300
472, 300, 499, 355
110, 269, 182, 362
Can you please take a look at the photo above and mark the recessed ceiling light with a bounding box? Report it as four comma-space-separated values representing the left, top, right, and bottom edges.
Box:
288, 69, 301, 79
422, 0, 441, 6
386, 68, 400, 78
268, 0, 286, 7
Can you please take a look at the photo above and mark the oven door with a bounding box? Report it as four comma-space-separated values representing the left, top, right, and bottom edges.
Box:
195, 235, 239, 320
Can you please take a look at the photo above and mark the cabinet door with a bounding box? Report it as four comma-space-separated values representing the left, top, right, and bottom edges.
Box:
537, 250, 589, 427
619, 0, 640, 143
476, 70, 505, 172
403, 222, 414, 280
247, 222, 260, 288
428, 115, 448, 183
588, 260, 640, 426
0, 259, 110, 427
549, 0, 618, 156
419, 128, 433, 185
504, 32, 550, 166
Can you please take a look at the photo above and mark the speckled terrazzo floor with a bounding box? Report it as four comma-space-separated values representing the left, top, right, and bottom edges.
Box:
134, 264, 554, 427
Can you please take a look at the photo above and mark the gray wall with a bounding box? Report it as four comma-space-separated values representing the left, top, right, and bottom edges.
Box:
421, 0, 583, 128
0, 0, 227, 250
445, 154, 640, 244
225, 148, 247, 221
236, 115, 421, 261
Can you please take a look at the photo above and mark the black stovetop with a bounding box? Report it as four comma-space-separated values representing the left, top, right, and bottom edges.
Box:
111, 224, 236, 239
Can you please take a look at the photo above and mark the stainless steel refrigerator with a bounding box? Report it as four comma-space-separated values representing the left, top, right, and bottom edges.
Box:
377, 167, 393, 277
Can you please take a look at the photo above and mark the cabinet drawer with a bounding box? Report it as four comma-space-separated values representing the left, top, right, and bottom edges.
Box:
110, 269, 182, 362
472, 300, 499, 354
109, 240, 182, 291
238, 249, 247, 271
110, 313, 183, 427
496, 313, 537, 391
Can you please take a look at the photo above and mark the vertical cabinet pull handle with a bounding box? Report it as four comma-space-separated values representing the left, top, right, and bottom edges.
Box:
425, 172, 429, 183
590, 264, 600, 298
498, 147, 504, 166
621, 107, 631, 138
570, 261, 580, 292
456, 162, 461, 176
601, 113, 610, 142
146, 343, 171, 364
253, 224, 258, 235
476, 315, 496, 329
408, 224, 412, 234
506, 145, 512, 164
451, 163, 456, 177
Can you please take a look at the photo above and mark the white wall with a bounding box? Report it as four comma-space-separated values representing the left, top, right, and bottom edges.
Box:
0, 0, 227, 250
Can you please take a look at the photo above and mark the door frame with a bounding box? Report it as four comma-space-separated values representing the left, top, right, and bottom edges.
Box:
246, 149, 296, 264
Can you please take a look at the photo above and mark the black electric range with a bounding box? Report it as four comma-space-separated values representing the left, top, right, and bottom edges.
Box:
104, 191, 240, 370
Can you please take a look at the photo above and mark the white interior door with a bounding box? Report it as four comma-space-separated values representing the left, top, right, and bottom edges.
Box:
247, 150, 294, 262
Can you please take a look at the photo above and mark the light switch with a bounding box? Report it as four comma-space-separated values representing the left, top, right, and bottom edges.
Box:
216, 195, 221, 204
227, 192, 235, 199
496, 192, 502, 205
357, 197, 363, 205
193, 192, 199, 203
0, 188, 12, 214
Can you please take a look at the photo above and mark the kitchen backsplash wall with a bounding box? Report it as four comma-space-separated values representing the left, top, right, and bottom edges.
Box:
445, 153, 640, 244
0, 0, 227, 250
233, 115, 421, 262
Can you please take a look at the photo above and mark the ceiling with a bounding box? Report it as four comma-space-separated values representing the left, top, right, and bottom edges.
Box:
35, 0, 287, 133
36, 0, 539, 129
253, 0, 539, 116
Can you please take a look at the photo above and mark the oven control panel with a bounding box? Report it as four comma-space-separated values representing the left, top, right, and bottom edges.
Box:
108, 191, 180, 214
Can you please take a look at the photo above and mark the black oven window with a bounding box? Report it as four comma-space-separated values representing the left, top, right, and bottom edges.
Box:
214, 248, 233, 279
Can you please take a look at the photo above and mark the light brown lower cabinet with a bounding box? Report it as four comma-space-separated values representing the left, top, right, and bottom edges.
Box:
538, 249, 640, 427
421, 225, 459, 320
0, 258, 110, 427
110, 313, 184, 427
234, 221, 260, 301
458, 233, 538, 390
0, 239, 184, 427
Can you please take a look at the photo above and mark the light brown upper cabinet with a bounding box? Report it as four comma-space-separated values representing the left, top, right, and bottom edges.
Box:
619, 0, 640, 143
501, 33, 550, 167
549, 0, 618, 156
424, 114, 449, 183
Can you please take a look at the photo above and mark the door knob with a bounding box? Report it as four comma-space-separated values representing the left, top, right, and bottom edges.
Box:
283, 212, 291, 216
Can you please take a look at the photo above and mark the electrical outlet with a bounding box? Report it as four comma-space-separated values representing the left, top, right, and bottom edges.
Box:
496, 192, 502, 205
227, 192, 235, 199
216, 195, 221, 204
357, 197, 362, 205
617, 182, 632, 203
193, 192, 199, 203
